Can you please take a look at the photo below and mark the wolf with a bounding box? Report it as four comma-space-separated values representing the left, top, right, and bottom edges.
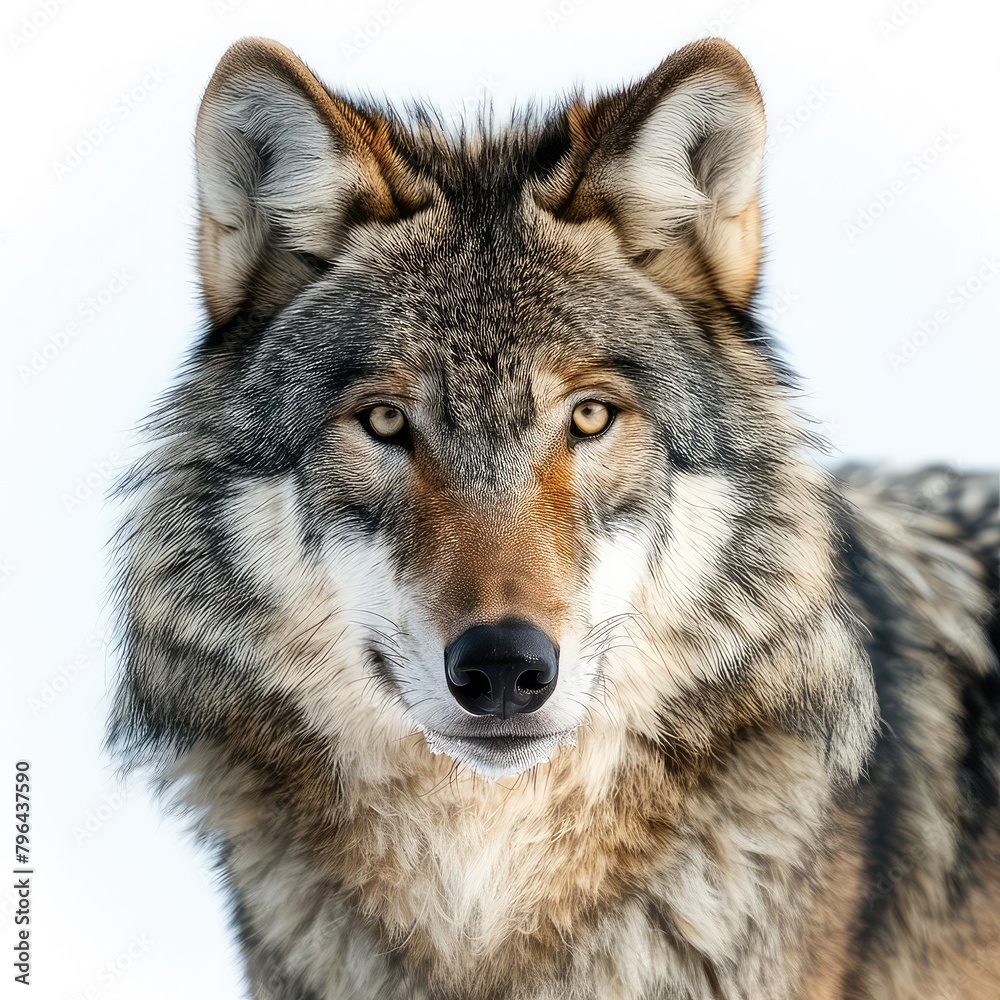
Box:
109, 36, 1000, 999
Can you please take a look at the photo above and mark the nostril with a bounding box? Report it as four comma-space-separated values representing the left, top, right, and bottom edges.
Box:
515, 669, 554, 694
451, 668, 492, 702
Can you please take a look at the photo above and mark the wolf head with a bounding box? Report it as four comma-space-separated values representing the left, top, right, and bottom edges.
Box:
112, 38, 875, 786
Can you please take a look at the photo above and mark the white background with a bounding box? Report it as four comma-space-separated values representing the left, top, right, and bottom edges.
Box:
3, 0, 998, 997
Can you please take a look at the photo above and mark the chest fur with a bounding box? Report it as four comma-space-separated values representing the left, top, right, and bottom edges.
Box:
215, 734, 832, 998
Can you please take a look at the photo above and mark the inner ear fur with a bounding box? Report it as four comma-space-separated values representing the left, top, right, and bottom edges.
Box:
536, 38, 767, 309
194, 37, 430, 327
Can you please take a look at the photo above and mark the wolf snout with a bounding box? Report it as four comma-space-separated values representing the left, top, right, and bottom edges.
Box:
444, 620, 558, 719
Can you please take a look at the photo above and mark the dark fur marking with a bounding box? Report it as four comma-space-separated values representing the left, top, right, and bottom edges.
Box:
233, 891, 325, 1000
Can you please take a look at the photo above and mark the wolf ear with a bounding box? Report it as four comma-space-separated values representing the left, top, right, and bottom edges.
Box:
537, 38, 766, 309
195, 37, 429, 326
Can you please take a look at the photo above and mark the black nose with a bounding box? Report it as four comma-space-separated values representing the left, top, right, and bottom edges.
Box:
444, 620, 558, 719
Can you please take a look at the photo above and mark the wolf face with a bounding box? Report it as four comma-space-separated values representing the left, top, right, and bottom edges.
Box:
112, 37, 873, 790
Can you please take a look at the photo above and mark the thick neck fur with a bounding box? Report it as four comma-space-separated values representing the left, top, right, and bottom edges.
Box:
175, 705, 838, 999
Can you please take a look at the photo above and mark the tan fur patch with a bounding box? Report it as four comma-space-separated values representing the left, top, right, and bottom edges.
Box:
409, 447, 578, 641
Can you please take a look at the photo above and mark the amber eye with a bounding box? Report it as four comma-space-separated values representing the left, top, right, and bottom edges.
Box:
364, 405, 407, 439
571, 400, 613, 438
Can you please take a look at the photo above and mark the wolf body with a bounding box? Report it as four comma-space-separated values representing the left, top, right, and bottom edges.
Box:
111, 38, 1000, 999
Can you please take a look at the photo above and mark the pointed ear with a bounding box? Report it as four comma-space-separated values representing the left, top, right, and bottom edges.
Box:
537, 38, 766, 309
195, 37, 430, 327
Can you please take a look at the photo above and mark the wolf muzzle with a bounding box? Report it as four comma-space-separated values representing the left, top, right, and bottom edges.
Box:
444, 620, 558, 719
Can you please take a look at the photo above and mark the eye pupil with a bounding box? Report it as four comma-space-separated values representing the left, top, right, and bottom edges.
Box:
571, 400, 612, 438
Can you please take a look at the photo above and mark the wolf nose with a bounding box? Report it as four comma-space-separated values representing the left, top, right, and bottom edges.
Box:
444, 620, 558, 719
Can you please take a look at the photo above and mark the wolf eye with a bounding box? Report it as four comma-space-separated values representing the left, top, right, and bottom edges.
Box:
570, 400, 613, 438
362, 405, 409, 443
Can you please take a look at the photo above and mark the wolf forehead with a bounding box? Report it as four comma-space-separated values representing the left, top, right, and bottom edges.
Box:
219, 120, 689, 362
212, 148, 719, 458
218, 245, 741, 482
258, 228, 675, 402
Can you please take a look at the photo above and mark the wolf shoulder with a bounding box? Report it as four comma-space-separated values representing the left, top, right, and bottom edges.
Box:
827, 463, 1000, 997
